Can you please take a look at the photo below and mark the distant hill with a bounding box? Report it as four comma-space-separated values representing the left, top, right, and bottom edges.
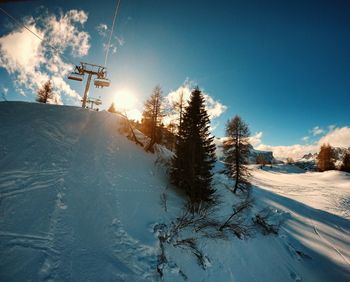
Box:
295, 147, 350, 171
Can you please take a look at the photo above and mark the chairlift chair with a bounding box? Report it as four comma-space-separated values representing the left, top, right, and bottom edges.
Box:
68, 72, 84, 82
94, 78, 110, 88
94, 98, 102, 106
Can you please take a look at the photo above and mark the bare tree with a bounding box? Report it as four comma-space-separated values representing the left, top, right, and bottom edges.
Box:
317, 143, 335, 172
171, 90, 186, 133
141, 85, 165, 152
223, 115, 251, 194
107, 102, 117, 113
36, 80, 54, 104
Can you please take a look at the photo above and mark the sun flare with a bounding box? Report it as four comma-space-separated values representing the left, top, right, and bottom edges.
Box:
114, 88, 136, 111
114, 88, 142, 121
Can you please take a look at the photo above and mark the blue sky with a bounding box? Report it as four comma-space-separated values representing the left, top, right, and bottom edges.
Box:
0, 0, 349, 157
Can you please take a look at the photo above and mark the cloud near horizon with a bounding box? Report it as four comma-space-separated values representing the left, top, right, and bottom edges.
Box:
249, 132, 263, 146
255, 126, 350, 160
0, 9, 90, 104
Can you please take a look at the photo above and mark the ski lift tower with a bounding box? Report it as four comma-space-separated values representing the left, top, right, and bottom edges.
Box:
68, 62, 110, 108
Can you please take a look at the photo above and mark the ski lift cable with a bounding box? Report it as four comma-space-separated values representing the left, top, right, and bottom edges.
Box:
104, 0, 121, 67
0, 7, 75, 67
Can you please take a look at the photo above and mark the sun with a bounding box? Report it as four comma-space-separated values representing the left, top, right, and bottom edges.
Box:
114, 88, 136, 111
114, 88, 142, 121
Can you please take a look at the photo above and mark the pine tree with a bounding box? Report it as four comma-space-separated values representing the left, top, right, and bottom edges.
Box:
141, 85, 165, 152
340, 149, 350, 173
170, 87, 216, 210
36, 80, 54, 104
223, 115, 251, 194
317, 143, 335, 172
108, 102, 117, 113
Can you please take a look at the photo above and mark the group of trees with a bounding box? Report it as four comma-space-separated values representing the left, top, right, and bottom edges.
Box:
137, 85, 252, 211
317, 144, 350, 173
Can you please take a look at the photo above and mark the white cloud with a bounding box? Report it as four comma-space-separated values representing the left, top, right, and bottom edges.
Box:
256, 143, 318, 160
302, 136, 309, 142
318, 127, 350, 148
328, 124, 336, 132
96, 23, 108, 37
249, 132, 263, 146
255, 126, 350, 160
2, 87, 8, 95
312, 126, 324, 136
96, 23, 125, 54
115, 36, 125, 47
164, 81, 227, 126
0, 10, 90, 103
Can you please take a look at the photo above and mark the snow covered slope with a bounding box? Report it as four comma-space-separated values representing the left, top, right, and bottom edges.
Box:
0, 102, 349, 281
252, 165, 350, 219
0, 102, 178, 281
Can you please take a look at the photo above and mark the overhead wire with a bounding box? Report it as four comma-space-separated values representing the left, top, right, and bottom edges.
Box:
104, 0, 121, 67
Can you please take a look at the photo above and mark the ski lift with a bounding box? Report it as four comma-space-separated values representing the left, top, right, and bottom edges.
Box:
94, 78, 110, 88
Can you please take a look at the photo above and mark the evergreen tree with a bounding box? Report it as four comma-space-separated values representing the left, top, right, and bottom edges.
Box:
36, 80, 54, 104
223, 115, 251, 194
340, 149, 350, 173
141, 85, 165, 151
317, 143, 335, 172
170, 87, 216, 210
108, 102, 117, 113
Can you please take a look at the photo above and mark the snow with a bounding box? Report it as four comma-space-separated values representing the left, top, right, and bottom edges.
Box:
0, 102, 349, 281
251, 165, 350, 219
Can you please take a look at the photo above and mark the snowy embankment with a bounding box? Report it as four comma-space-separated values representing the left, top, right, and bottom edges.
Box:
0, 102, 349, 281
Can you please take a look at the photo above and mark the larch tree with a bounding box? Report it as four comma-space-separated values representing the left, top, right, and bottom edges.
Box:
170, 87, 216, 211
108, 102, 117, 113
317, 143, 335, 172
171, 90, 186, 133
36, 80, 54, 104
340, 149, 350, 173
223, 115, 251, 194
141, 85, 165, 152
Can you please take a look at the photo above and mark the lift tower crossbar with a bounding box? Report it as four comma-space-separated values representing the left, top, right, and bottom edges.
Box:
68, 62, 110, 108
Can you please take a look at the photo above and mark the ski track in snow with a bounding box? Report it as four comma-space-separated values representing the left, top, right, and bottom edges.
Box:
0, 108, 158, 281
1, 103, 349, 282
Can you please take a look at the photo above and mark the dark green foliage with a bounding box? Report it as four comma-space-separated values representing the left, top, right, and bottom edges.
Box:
36, 80, 54, 104
223, 115, 251, 194
340, 149, 350, 173
170, 87, 216, 210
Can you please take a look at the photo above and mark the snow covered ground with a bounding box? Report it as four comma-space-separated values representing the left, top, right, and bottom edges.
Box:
0, 102, 349, 281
